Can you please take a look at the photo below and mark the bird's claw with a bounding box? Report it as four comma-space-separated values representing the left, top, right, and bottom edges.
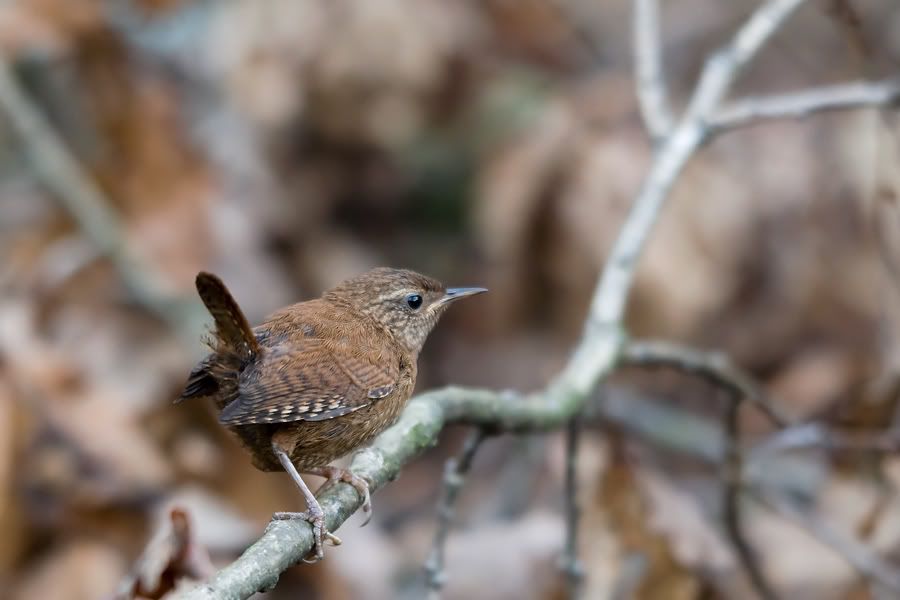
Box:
339, 472, 372, 527
358, 485, 372, 527
271, 510, 341, 563
314, 468, 373, 527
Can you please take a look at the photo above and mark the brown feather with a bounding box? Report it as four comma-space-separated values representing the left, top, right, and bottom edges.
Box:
195, 272, 260, 361
179, 268, 484, 474
219, 339, 396, 425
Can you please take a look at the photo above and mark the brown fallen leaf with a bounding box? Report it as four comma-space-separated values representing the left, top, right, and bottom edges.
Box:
114, 507, 214, 600
578, 437, 708, 600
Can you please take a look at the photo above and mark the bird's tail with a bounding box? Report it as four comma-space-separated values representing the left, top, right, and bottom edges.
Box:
194, 272, 260, 361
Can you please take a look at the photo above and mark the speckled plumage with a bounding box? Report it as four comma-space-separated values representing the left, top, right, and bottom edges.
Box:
177, 268, 485, 560
179, 268, 456, 468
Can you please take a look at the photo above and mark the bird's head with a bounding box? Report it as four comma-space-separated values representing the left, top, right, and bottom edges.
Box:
325, 267, 487, 355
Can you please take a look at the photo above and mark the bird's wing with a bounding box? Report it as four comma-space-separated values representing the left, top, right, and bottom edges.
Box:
218, 340, 397, 425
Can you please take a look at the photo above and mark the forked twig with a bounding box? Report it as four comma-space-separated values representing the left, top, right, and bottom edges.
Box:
711, 79, 900, 132
621, 339, 791, 427
424, 429, 487, 596
622, 339, 783, 598
174, 0, 900, 596
634, 0, 674, 143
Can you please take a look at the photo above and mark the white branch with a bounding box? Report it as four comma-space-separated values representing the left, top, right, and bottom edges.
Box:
711, 78, 900, 132
634, 0, 674, 142
177, 1, 877, 597
686, 0, 809, 119
590, 0, 812, 328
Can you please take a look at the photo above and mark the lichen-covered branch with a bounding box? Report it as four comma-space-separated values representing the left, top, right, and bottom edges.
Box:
176, 1, 900, 597
174, 385, 599, 600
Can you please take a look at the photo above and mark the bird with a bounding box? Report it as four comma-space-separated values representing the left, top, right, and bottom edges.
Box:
176, 267, 486, 561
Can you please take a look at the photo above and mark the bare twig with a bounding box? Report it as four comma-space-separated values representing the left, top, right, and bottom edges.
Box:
621, 339, 792, 427
588, 0, 811, 329
0, 60, 201, 336
722, 393, 780, 600
752, 487, 900, 593
633, 0, 674, 143
685, 0, 809, 119
424, 429, 487, 596
622, 339, 782, 598
559, 417, 584, 598
175, 1, 889, 597
752, 422, 900, 457
711, 78, 900, 132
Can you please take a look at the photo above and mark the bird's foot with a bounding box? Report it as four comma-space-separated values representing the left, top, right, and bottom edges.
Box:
272, 507, 341, 563
307, 466, 373, 526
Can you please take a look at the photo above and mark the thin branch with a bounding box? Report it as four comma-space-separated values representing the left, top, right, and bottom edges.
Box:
559, 417, 584, 598
685, 0, 809, 119
621, 341, 788, 600
620, 339, 792, 427
752, 487, 900, 593
722, 393, 779, 600
424, 429, 487, 596
751, 422, 900, 457
588, 0, 811, 328
711, 78, 900, 132
621, 339, 785, 598
175, 2, 822, 597
0, 60, 202, 336
634, 0, 674, 143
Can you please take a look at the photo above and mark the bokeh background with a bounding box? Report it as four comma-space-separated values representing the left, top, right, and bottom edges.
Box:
1, 0, 899, 598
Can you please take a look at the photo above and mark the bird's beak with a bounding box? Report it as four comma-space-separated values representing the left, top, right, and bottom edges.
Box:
435, 287, 488, 307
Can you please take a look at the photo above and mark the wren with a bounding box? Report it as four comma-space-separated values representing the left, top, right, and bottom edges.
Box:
177, 268, 486, 560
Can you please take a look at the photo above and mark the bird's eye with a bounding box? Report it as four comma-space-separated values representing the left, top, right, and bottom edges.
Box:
406, 294, 423, 310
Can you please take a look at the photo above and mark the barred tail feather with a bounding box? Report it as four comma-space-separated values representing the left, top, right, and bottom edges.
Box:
195, 272, 260, 361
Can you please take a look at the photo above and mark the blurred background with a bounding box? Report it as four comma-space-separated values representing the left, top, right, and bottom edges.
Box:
0, 0, 899, 598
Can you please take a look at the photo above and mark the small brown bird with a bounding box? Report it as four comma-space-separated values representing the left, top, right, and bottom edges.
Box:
177, 268, 486, 560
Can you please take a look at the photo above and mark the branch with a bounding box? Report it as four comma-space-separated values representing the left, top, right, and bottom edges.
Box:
559, 417, 584, 597
710, 78, 900, 132
722, 393, 779, 600
751, 422, 900, 458
621, 339, 784, 598
424, 429, 486, 596
0, 60, 202, 336
752, 487, 900, 593
620, 339, 792, 427
685, 0, 809, 119
176, 1, 817, 597
633, 0, 674, 142
589, 0, 811, 327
